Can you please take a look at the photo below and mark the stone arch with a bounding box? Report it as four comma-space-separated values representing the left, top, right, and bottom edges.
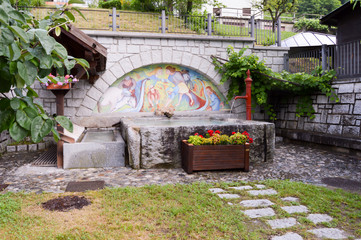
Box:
76, 49, 228, 116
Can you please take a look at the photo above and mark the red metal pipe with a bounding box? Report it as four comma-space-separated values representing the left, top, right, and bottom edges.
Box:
234, 69, 252, 120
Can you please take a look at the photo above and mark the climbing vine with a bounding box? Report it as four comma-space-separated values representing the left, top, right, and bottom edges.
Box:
212, 47, 338, 120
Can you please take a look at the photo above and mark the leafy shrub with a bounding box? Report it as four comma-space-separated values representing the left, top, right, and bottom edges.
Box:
10, 0, 44, 7
294, 18, 329, 33
98, 0, 122, 10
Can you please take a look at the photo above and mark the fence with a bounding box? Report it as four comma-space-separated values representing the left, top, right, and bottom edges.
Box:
24, 7, 283, 46
285, 41, 361, 79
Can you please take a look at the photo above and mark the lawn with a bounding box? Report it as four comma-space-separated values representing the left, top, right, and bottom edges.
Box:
0, 180, 360, 239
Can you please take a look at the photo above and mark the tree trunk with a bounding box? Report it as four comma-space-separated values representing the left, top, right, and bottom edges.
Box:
187, 0, 193, 13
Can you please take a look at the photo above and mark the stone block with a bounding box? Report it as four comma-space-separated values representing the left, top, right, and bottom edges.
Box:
243, 207, 275, 218
63, 130, 125, 169
38, 142, 46, 150
304, 123, 314, 131
140, 45, 152, 52
340, 93, 355, 103
314, 124, 327, 133
341, 115, 356, 125
131, 38, 144, 45
182, 52, 193, 66
97, 37, 113, 44
93, 79, 109, 94
117, 39, 127, 53
151, 50, 162, 63
281, 197, 299, 202
140, 51, 152, 66
333, 104, 349, 114
130, 54, 142, 69
264, 57, 273, 65
354, 100, 361, 114
160, 39, 168, 46
267, 50, 278, 57
127, 45, 140, 54
271, 233, 303, 240
247, 189, 277, 196
17, 145, 28, 152
72, 88, 87, 99
172, 51, 183, 65
317, 95, 329, 104
190, 55, 202, 69
306, 214, 333, 224
327, 115, 341, 124
308, 228, 351, 239
273, 57, 284, 65
119, 58, 134, 74
82, 96, 97, 110
107, 53, 122, 63
209, 188, 225, 193
217, 193, 240, 199
64, 107, 77, 117
87, 87, 102, 101
267, 218, 298, 229
343, 126, 360, 137
327, 125, 342, 135
6, 146, 16, 152
229, 186, 253, 190
338, 83, 354, 93
240, 199, 274, 208
103, 68, 118, 85
199, 59, 211, 74
205, 47, 217, 56
28, 144, 37, 152
281, 205, 308, 214
175, 39, 188, 46
355, 82, 361, 92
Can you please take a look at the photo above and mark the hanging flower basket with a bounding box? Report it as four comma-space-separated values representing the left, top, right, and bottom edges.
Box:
46, 82, 72, 90
181, 130, 251, 174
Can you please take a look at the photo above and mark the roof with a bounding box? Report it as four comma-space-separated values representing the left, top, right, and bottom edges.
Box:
277, 32, 336, 47
320, 1, 359, 26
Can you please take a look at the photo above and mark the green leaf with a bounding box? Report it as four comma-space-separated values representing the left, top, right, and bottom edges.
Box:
53, 42, 68, 59
24, 107, 38, 119
10, 98, 21, 110
10, 42, 21, 61
68, 0, 85, 4
17, 61, 37, 86
55, 115, 73, 133
0, 69, 12, 92
34, 29, 56, 55
51, 128, 60, 142
31, 116, 53, 143
9, 26, 29, 43
64, 10, 75, 22
14, 88, 23, 97
9, 122, 28, 142
8, 10, 26, 24
9, 61, 17, 74
26, 87, 39, 98
55, 26, 61, 36
75, 58, 90, 68
0, 108, 15, 132
0, 8, 9, 25
71, 7, 87, 21
1, 28, 14, 45
16, 109, 33, 130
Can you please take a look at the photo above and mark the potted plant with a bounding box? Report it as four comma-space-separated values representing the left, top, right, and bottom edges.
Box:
40, 74, 79, 90
181, 130, 252, 174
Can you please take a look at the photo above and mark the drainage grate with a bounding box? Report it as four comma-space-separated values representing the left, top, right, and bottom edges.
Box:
65, 181, 105, 192
322, 177, 361, 193
0, 184, 9, 191
31, 145, 57, 167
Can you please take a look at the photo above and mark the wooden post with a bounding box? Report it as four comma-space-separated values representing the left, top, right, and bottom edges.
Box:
52, 90, 69, 168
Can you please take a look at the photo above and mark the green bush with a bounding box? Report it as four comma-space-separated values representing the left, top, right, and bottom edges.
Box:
294, 18, 329, 33
10, 0, 44, 7
98, 0, 122, 10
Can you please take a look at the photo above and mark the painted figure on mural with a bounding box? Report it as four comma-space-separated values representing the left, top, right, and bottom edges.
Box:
206, 86, 221, 111
113, 76, 137, 110
165, 66, 194, 107
147, 85, 160, 109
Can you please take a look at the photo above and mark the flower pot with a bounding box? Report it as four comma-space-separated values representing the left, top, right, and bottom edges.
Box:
46, 83, 71, 90
181, 140, 250, 174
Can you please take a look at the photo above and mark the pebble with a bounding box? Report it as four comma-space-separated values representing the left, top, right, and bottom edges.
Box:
1, 142, 361, 193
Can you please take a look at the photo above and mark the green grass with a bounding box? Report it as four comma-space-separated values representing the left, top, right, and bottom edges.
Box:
1, 180, 359, 239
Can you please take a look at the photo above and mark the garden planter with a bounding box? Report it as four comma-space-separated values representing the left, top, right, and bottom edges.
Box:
181, 140, 250, 174
46, 83, 71, 90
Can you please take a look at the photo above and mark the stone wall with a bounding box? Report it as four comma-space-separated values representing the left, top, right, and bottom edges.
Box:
31, 31, 288, 120
271, 78, 361, 153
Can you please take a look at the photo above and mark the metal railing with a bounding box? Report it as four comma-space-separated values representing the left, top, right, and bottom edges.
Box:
23, 7, 283, 46
285, 42, 361, 79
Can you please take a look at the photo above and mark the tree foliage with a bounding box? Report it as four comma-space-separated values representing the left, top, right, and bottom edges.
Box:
253, 0, 298, 32
296, 0, 341, 16
294, 18, 329, 33
0, 0, 89, 143
212, 47, 338, 120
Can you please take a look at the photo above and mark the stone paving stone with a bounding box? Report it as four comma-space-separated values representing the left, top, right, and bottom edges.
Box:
281, 205, 308, 214
209, 188, 225, 193
229, 185, 253, 190
308, 228, 352, 239
255, 184, 266, 189
217, 193, 240, 199
227, 202, 233, 206
307, 214, 333, 224
271, 232, 303, 240
267, 217, 298, 229
281, 197, 299, 202
239, 199, 274, 208
243, 207, 275, 218
247, 189, 278, 196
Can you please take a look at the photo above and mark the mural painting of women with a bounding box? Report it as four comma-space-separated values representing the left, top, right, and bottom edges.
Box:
206, 86, 222, 111
165, 66, 194, 107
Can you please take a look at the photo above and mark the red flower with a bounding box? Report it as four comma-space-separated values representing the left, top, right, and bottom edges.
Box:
232, 132, 236, 135
242, 131, 249, 136
215, 130, 220, 134
194, 133, 199, 136
249, 138, 253, 143
207, 130, 214, 134
199, 135, 204, 138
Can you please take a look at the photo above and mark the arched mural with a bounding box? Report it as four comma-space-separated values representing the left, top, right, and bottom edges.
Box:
94, 64, 229, 113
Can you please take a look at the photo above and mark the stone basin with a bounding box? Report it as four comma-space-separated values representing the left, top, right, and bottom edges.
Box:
118, 116, 275, 169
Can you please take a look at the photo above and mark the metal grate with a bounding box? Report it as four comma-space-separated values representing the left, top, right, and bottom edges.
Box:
31, 145, 57, 167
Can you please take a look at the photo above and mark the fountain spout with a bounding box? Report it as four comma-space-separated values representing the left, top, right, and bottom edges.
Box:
234, 69, 252, 120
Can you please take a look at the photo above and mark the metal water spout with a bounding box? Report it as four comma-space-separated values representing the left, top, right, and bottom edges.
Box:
234, 69, 253, 120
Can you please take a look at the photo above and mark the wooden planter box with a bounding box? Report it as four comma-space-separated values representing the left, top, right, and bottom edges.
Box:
181, 140, 250, 174
46, 83, 71, 90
